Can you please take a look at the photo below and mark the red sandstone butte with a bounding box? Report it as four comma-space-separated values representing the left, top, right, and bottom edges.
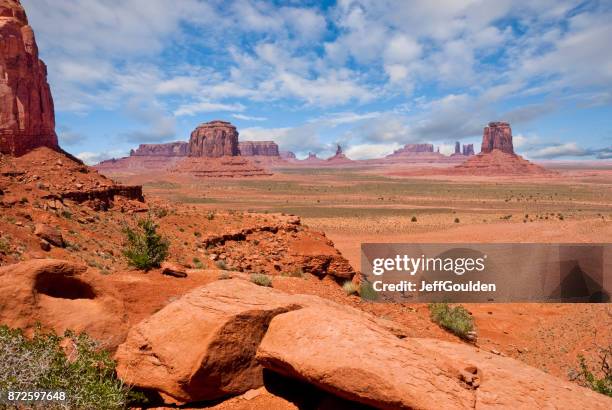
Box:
130, 142, 189, 157
189, 120, 239, 157
0, 0, 58, 156
481, 121, 514, 154
239, 141, 280, 157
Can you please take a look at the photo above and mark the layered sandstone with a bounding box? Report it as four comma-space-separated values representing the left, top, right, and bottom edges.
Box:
0, 0, 58, 156
482, 121, 513, 154
239, 141, 279, 157
387, 143, 435, 157
130, 142, 188, 157
189, 120, 239, 157
280, 150, 296, 160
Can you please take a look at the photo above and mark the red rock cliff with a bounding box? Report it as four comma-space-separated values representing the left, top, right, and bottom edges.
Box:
481, 122, 514, 155
238, 141, 279, 157
130, 142, 188, 157
189, 120, 239, 157
0, 0, 58, 156
387, 144, 434, 157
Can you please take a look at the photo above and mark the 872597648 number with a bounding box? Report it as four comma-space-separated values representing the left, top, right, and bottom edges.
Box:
1, 390, 67, 403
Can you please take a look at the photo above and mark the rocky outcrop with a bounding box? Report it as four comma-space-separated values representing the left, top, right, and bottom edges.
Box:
0, 259, 127, 347
279, 150, 296, 160
454, 141, 461, 155
326, 144, 351, 162
0, 0, 58, 156
481, 121, 514, 154
454, 122, 551, 175
387, 143, 435, 157
130, 142, 188, 157
189, 120, 239, 158
462, 144, 474, 156
116, 279, 612, 408
239, 141, 279, 157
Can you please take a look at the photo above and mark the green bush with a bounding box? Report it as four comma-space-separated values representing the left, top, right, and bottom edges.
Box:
192, 257, 204, 269
122, 217, 169, 271
281, 267, 304, 278
342, 281, 358, 296
250, 273, 272, 287
215, 260, 228, 270
359, 281, 379, 301
429, 302, 474, 340
575, 346, 612, 397
0, 325, 130, 409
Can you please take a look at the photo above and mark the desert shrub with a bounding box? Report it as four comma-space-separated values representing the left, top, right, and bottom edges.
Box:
192, 257, 204, 269
575, 346, 612, 397
152, 207, 168, 218
122, 217, 169, 271
194, 231, 201, 237
454, 218, 460, 223
342, 281, 358, 296
250, 273, 272, 287
215, 260, 228, 270
282, 267, 304, 278
359, 281, 379, 301
218, 272, 232, 280
429, 302, 474, 340
61, 210, 72, 219
206, 211, 215, 220
0, 236, 10, 255
0, 325, 130, 409
411, 216, 417, 222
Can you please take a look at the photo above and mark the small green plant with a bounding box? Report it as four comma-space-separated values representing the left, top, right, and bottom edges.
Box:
411, 216, 417, 222
215, 260, 228, 270
429, 302, 474, 341
250, 273, 272, 287
0, 237, 10, 255
0, 325, 130, 409
342, 281, 358, 296
192, 257, 204, 269
61, 210, 72, 219
152, 207, 168, 218
359, 281, 379, 301
574, 345, 611, 397
206, 211, 215, 220
123, 217, 169, 271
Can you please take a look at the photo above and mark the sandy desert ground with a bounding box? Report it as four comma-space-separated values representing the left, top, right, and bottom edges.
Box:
98, 162, 612, 382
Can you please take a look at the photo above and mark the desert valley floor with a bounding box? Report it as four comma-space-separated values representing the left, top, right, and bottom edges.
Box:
99, 161, 612, 384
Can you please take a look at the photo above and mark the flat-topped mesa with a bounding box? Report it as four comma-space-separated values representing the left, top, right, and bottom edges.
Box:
0, 0, 59, 156
189, 120, 239, 158
130, 142, 189, 157
238, 141, 279, 157
482, 121, 514, 155
387, 143, 434, 157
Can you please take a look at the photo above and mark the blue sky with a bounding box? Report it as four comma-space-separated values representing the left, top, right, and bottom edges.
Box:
23, 0, 612, 163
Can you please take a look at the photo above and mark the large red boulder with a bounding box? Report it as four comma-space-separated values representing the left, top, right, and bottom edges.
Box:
188, 120, 239, 157
0, 0, 58, 156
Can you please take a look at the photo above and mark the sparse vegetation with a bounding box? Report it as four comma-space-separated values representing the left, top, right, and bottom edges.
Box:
574, 345, 612, 397
250, 273, 272, 287
342, 281, 358, 296
122, 216, 169, 271
0, 325, 130, 409
411, 216, 417, 222
0, 236, 10, 255
282, 267, 304, 278
218, 272, 232, 280
359, 281, 379, 301
206, 211, 215, 220
192, 257, 204, 269
454, 217, 460, 223
215, 260, 228, 270
429, 302, 474, 341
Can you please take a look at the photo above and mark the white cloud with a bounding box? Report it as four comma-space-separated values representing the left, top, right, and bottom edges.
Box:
174, 101, 246, 117
77, 150, 127, 165
232, 114, 267, 121
345, 143, 401, 159
527, 142, 588, 159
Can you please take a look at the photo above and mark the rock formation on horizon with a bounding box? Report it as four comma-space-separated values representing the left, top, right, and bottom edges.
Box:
238, 141, 279, 157
130, 142, 189, 157
481, 121, 514, 154
327, 144, 351, 162
462, 144, 475, 156
189, 120, 239, 158
454, 141, 461, 155
0, 0, 58, 156
454, 122, 550, 175
387, 143, 435, 157
280, 150, 296, 160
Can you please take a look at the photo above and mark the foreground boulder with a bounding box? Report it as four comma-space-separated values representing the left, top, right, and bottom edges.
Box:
258, 307, 612, 409
0, 259, 127, 347
0, 0, 58, 156
115, 280, 303, 404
